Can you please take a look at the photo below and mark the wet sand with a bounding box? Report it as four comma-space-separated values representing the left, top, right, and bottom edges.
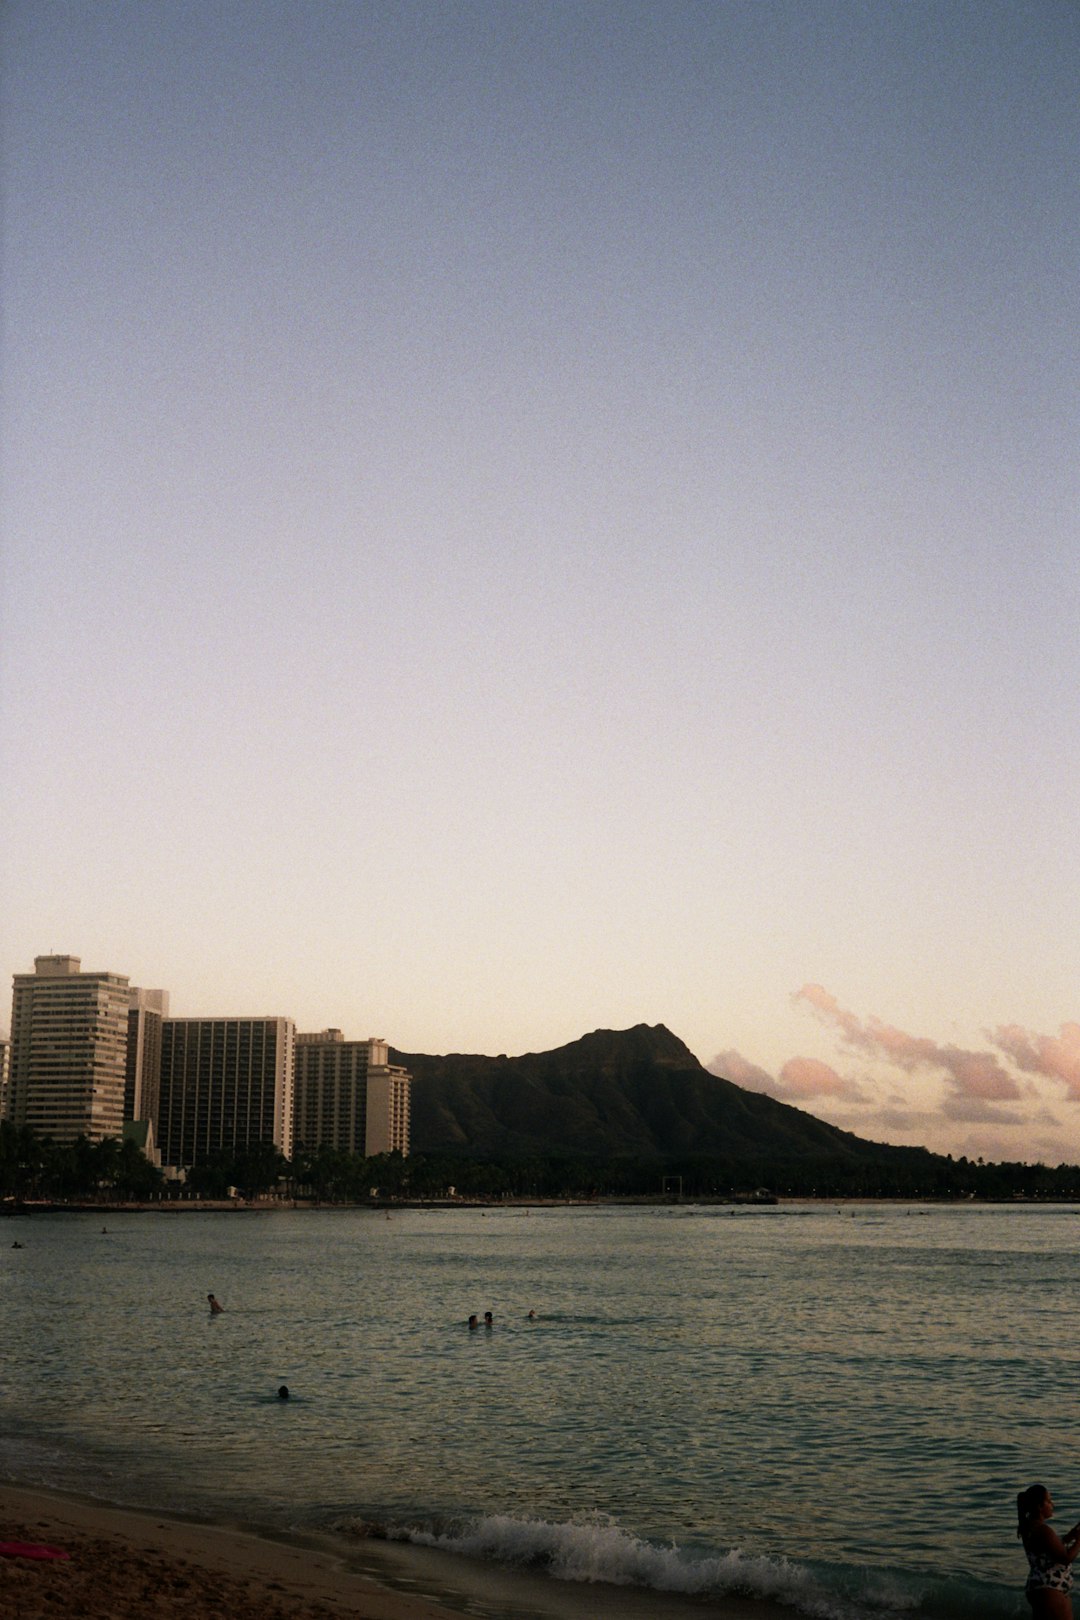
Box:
0, 1483, 460, 1620
0, 1482, 791, 1620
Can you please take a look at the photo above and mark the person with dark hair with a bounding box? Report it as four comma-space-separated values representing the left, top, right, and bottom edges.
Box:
1018, 1485, 1080, 1616
207, 1293, 224, 1314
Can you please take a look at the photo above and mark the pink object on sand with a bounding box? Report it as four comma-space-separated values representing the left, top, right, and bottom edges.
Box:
0, 1541, 71, 1560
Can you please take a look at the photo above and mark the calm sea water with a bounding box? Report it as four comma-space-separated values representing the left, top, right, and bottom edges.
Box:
1, 1202, 1073, 1620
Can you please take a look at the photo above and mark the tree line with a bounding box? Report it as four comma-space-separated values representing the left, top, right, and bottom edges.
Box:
5, 1119, 1080, 1204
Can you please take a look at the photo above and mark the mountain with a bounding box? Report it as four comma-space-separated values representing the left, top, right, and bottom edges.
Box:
391, 1023, 913, 1164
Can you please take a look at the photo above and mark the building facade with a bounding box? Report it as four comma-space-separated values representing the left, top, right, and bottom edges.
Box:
126, 987, 168, 1130
157, 1017, 295, 1169
6, 956, 170, 1147
8, 956, 130, 1144
293, 1030, 410, 1158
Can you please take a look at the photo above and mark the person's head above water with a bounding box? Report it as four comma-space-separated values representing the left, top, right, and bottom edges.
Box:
278, 1385, 290, 1399
1017, 1484, 1051, 1536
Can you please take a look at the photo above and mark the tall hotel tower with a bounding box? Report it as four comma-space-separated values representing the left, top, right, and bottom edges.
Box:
158, 1017, 295, 1169
293, 1031, 411, 1157
7, 955, 167, 1145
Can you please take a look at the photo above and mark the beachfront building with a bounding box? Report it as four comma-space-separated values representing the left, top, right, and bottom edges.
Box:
125, 987, 168, 1132
0, 1034, 10, 1117
6, 954, 168, 1147
293, 1031, 411, 1158
157, 1016, 295, 1169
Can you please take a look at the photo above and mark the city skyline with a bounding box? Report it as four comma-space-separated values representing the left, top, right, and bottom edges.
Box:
3, 3, 1078, 1167
5, 946, 1080, 1169
4, 953, 411, 1168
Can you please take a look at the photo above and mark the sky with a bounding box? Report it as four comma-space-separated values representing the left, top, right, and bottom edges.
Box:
2, 1, 1077, 1165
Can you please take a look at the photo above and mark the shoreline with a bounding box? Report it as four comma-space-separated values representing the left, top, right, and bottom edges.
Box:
0, 1481, 463, 1620
0, 1480, 794, 1620
5, 1193, 1070, 1216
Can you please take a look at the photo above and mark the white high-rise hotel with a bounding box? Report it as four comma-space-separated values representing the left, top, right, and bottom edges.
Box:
4, 955, 411, 1169
7, 955, 167, 1149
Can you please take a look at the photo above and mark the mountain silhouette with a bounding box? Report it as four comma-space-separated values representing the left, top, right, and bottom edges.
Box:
392, 1023, 908, 1162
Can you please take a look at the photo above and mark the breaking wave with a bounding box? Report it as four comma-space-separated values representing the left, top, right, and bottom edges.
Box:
336, 1510, 1013, 1620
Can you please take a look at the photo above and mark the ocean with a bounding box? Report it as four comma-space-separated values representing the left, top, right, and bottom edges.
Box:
1, 1201, 1069, 1619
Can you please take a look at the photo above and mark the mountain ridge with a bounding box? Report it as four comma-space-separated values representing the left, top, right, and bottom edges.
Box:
391, 1022, 912, 1163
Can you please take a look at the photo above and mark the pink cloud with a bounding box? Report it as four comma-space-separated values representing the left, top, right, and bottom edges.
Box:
708, 1050, 777, 1093
708, 1049, 864, 1103
793, 984, 1020, 1101
792, 984, 866, 1047
935, 1048, 1018, 1101
994, 1023, 1080, 1101
778, 1056, 864, 1100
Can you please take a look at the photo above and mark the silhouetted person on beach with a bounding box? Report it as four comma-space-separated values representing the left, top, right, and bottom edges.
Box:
207, 1294, 224, 1314
1019, 1484, 1080, 1617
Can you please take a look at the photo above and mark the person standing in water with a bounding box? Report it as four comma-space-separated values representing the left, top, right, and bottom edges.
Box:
1018, 1485, 1080, 1617
207, 1294, 224, 1314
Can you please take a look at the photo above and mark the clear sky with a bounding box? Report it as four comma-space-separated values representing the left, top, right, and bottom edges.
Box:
2, 1, 1077, 1164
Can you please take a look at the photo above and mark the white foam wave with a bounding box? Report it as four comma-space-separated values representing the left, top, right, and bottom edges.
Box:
387, 1512, 923, 1620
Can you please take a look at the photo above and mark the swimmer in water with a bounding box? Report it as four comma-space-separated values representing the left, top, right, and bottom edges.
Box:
278, 1385, 290, 1399
468, 1315, 479, 1329
207, 1293, 224, 1314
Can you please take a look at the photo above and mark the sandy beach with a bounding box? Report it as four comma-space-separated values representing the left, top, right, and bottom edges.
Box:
0, 1482, 796, 1620
0, 1483, 463, 1620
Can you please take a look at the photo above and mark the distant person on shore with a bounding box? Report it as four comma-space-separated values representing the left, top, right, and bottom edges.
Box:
1018, 1484, 1080, 1616
207, 1293, 224, 1314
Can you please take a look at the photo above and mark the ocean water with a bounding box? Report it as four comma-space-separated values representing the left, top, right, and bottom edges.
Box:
1, 1202, 1072, 1620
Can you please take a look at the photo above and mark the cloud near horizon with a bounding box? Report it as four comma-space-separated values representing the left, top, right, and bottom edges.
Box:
993, 1023, 1080, 1101
711, 994, 1080, 1159
793, 984, 1020, 1101
710, 1049, 865, 1103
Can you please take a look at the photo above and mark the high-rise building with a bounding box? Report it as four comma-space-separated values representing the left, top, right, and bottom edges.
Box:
9, 956, 126, 1143
0, 1034, 10, 1118
293, 1030, 411, 1158
157, 1017, 295, 1169
125, 988, 168, 1128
